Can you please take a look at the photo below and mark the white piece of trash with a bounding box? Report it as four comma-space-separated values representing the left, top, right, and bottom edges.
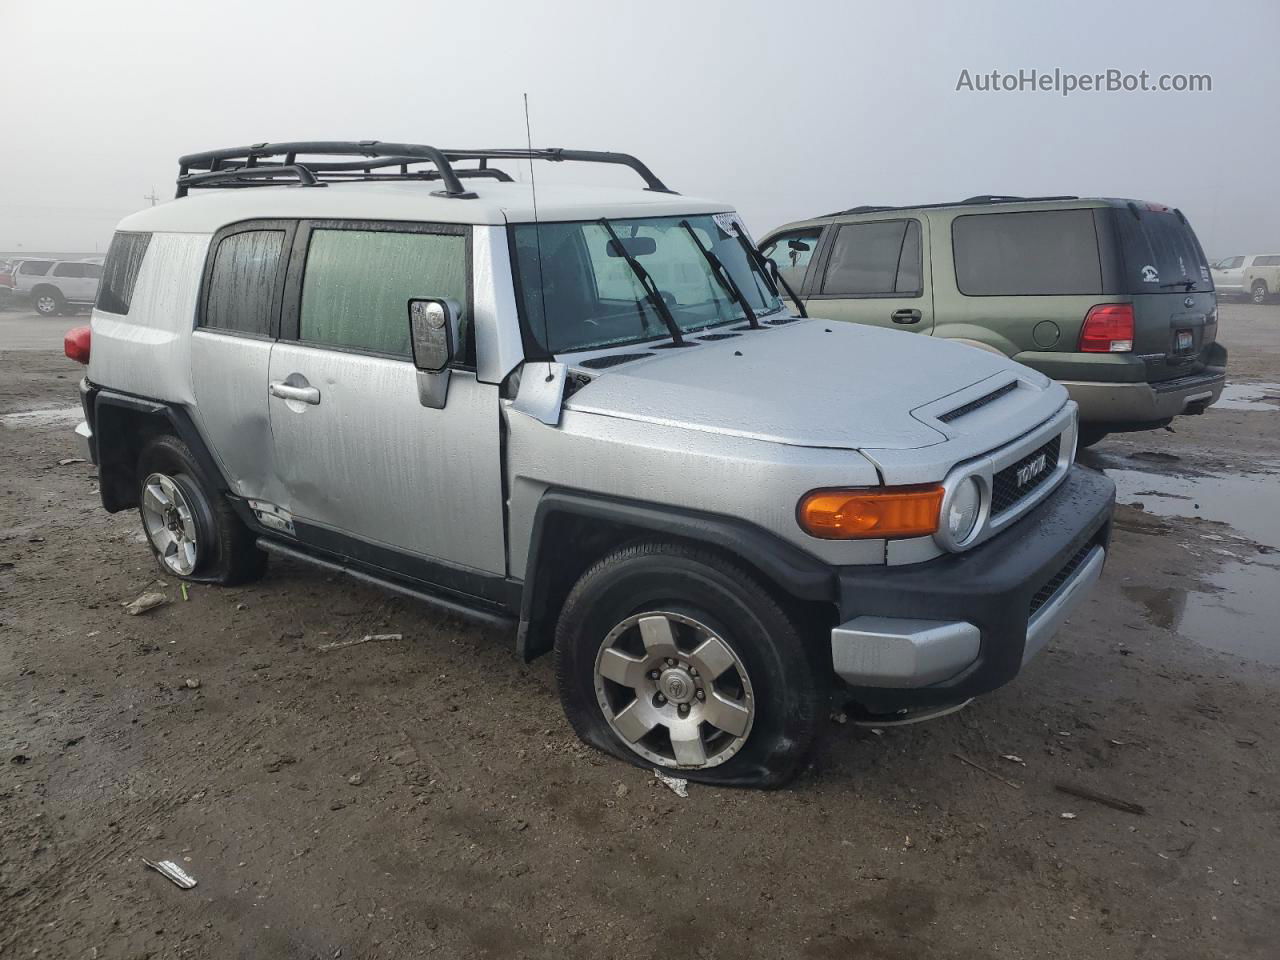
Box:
653, 768, 688, 798
123, 592, 168, 616
1060, 812, 1078, 820
317, 633, 404, 652
143, 858, 197, 889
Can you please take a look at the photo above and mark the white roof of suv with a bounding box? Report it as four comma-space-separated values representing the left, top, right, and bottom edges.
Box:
119, 180, 732, 235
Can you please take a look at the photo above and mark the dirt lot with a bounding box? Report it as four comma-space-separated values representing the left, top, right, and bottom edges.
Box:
2, 304, 1278, 959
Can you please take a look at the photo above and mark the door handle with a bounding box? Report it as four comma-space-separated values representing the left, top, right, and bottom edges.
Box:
891, 309, 922, 325
269, 381, 321, 405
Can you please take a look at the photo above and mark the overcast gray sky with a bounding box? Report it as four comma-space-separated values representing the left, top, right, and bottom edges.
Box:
3, 0, 1276, 257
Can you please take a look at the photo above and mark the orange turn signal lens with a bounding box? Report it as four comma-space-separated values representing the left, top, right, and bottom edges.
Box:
797, 485, 944, 540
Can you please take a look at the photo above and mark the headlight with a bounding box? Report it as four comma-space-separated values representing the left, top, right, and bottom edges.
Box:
945, 477, 982, 543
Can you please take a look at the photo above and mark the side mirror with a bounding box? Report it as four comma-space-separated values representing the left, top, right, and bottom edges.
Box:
409, 298, 459, 373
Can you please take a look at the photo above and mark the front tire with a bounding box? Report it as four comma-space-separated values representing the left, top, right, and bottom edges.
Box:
554, 541, 822, 788
33, 288, 62, 316
136, 435, 267, 585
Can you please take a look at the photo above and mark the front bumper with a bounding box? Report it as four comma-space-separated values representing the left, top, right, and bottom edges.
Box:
828, 465, 1114, 711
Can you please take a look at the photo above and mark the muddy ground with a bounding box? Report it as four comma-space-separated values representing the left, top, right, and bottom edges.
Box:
2, 304, 1278, 959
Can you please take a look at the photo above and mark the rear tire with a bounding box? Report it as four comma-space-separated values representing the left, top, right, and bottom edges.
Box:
33, 288, 62, 316
1077, 425, 1109, 449
554, 541, 822, 788
136, 434, 267, 585
1252, 281, 1269, 305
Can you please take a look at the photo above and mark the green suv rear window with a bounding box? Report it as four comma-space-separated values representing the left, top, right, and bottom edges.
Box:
1113, 207, 1214, 292
953, 209, 1102, 296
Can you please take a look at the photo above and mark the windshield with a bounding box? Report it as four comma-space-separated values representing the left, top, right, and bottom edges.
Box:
510, 214, 784, 354
1114, 207, 1214, 293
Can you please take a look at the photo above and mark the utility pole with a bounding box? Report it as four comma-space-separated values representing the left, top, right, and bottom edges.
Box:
144, 188, 160, 207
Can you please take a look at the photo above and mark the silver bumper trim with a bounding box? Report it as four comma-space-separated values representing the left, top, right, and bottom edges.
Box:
831, 617, 980, 688
1022, 545, 1106, 665
75, 420, 93, 462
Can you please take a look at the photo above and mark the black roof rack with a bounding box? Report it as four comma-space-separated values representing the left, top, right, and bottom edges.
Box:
821, 194, 1080, 218
175, 141, 676, 199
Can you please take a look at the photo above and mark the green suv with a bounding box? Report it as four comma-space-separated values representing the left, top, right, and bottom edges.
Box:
761, 196, 1227, 446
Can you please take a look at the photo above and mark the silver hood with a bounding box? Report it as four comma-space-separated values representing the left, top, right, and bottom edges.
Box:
563, 320, 1050, 451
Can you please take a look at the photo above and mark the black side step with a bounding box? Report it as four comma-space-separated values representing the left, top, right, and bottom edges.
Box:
257, 539, 516, 629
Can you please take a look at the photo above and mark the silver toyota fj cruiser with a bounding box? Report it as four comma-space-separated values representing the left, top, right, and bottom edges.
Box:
66, 142, 1115, 786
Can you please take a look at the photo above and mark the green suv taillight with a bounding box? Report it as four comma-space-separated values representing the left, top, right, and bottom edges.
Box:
1079, 303, 1134, 353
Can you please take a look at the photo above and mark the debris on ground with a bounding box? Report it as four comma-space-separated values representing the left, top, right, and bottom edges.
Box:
953, 752, 1021, 789
183, 678, 200, 690
123, 592, 168, 616
142, 858, 198, 889
56, 457, 86, 466
615, 783, 629, 799
10, 754, 31, 765
1060, 812, 1078, 820
317, 633, 404, 652
180, 583, 189, 602
1000, 754, 1027, 765
829, 711, 848, 724
347, 772, 365, 786
654, 768, 689, 798
1054, 782, 1148, 815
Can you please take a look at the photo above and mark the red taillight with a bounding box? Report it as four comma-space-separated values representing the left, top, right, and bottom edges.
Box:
1079, 304, 1134, 353
64, 325, 91, 364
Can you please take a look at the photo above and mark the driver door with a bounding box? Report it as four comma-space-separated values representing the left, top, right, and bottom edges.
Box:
267, 220, 506, 578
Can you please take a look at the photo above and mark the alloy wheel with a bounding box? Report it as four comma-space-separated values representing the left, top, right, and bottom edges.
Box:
593, 610, 754, 769
140, 473, 200, 576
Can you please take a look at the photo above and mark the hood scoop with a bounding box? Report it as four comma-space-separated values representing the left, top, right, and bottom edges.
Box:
938, 379, 1019, 423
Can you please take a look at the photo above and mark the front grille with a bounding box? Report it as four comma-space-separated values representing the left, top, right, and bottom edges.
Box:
991, 435, 1061, 516
579, 352, 652, 369
1029, 543, 1094, 617
938, 381, 1018, 424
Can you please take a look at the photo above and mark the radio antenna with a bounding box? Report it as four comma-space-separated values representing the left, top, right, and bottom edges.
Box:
523, 93, 553, 365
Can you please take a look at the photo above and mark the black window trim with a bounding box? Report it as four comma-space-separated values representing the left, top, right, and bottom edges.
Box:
952, 207, 1106, 299
196, 219, 298, 342
279, 218, 475, 368
805, 216, 926, 301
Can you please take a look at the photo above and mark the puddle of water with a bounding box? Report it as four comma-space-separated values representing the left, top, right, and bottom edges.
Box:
1106, 468, 1280, 549
1179, 562, 1280, 665
0, 406, 82, 428
1215, 382, 1280, 412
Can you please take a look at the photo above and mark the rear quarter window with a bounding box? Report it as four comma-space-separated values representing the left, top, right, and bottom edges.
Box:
952, 209, 1102, 296
19, 261, 54, 276
96, 232, 152, 315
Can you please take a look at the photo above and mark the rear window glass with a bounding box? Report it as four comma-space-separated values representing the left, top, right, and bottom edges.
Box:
1255, 255, 1280, 267
97, 232, 152, 314
953, 210, 1102, 296
1114, 207, 1213, 292
202, 230, 284, 336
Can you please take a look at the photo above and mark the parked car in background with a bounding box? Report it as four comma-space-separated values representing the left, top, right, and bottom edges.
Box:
62, 141, 1113, 786
1211, 254, 1280, 303
761, 196, 1227, 447
0, 259, 17, 306
14, 258, 103, 315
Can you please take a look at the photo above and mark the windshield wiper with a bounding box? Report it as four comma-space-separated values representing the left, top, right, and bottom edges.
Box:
1160, 279, 1197, 291
597, 218, 685, 347
729, 225, 808, 319
679, 220, 759, 329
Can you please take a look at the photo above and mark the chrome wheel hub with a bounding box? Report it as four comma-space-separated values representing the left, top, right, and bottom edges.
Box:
140, 473, 199, 576
593, 611, 755, 770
